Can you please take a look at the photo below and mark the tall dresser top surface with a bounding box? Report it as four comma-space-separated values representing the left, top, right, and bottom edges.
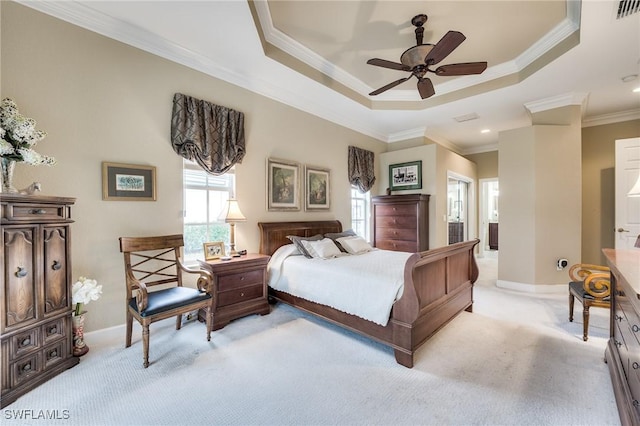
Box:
372, 194, 430, 203
603, 248, 640, 298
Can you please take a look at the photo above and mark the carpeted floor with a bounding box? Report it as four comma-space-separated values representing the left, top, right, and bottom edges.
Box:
2, 256, 619, 425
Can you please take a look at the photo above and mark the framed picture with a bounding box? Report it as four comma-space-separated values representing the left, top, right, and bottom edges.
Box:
102, 162, 157, 201
305, 165, 330, 210
267, 158, 301, 211
203, 241, 225, 261
389, 160, 422, 191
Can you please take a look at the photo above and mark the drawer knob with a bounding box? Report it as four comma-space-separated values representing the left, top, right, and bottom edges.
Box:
615, 340, 622, 348
15, 266, 28, 278
633, 362, 640, 370
634, 400, 640, 408
52, 260, 62, 271
240, 292, 245, 297
19, 337, 31, 347
21, 362, 32, 373
615, 314, 624, 322
29, 209, 46, 215
633, 325, 640, 333
48, 349, 58, 359
47, 325, 58, 335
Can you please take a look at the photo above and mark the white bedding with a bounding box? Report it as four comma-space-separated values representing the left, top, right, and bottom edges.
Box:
267, 244, 413, 326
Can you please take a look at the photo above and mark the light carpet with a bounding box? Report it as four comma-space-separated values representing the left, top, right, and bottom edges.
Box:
2, 257, 619, 425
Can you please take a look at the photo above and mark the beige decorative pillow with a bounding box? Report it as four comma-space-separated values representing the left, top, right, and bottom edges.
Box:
336, 236, 374, 254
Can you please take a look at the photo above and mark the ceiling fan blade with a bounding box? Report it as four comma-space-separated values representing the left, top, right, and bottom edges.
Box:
369, 77, 411, 96
417, 78, 435, 99
367, 58, 411, 71
424, 31, 466, 65
435, 62, 488, 76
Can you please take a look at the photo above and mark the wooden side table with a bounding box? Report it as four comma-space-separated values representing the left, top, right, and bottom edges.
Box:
198, 254, 270, 330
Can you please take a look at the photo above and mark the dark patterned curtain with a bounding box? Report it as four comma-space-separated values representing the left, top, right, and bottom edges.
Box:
348, 145, 376, 193
170, 93, 245, 174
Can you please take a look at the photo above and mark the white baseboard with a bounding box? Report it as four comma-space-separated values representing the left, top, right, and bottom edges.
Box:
496, 279, 566, 294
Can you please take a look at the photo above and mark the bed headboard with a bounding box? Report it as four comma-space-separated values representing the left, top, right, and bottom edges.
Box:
258, 220, 342, 256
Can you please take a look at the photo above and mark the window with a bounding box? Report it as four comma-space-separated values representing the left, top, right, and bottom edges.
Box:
183, 161, 235, 263
351, 187, 370, 241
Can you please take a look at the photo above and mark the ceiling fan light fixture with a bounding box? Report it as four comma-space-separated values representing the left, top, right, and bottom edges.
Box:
400, 45, 434, 68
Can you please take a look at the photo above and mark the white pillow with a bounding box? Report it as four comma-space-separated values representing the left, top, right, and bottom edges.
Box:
336, 236, 374, 254
301, 238, 343, 259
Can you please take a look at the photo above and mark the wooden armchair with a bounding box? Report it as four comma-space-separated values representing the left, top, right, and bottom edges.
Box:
568, 263, 611, 341
119, 234, 214, 367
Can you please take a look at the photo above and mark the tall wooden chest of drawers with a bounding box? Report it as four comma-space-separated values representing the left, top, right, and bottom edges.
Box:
604, 248, 640, 426
372, 194, 429, 252
1, 194, 79, 408
198, 254, 270, 330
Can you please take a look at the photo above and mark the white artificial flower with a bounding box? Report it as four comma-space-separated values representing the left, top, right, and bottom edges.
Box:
0, 138, 14, 156
72, 277, 102, 306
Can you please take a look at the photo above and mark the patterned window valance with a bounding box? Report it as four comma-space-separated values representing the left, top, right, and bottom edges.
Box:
170, 93, 245, 175
348, 145, 376, 193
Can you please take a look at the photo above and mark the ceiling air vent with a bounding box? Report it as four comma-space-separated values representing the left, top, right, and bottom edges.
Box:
617, 0, 640, 18
453, 113, 479, 123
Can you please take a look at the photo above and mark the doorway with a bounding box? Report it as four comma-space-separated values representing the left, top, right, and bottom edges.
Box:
479, 179, 499, 258
615, 138, 640, 249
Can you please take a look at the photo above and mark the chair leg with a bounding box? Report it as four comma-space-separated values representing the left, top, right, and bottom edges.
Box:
569, 294, 574, 322
206, 306, 213, 342
142, 323, 150, 368
582, 305, 590, 342
126, 311, 133, 348
176, 315, 182, 330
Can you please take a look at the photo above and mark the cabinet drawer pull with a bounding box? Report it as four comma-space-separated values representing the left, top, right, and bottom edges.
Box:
240, 292, 245, 297
633, 362, 640, 370
47, 325, 58, 335
615, 314, 624, 322
48, 349, 58, 359
615, 340, 623, 348
19, 337, 31, 347
15, 266, 28, 278
634, 400, 640, 408
52, 260, 62, 271
21, 362, 32, 373
633, 324, 639, 333
29, 209, 46, 215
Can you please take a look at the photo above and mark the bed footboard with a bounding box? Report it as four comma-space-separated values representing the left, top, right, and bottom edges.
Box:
391, 239, 480, 367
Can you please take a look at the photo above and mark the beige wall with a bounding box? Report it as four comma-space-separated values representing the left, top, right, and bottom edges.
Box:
465, 151, 498, 180
582, 119, 640, 264
498, 106, 582, 288
379, 144, 477, 248
1, 2, 386, 332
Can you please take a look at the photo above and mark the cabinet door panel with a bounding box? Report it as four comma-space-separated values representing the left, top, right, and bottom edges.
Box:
3, 228, 37, 330
43, 227, 69, 315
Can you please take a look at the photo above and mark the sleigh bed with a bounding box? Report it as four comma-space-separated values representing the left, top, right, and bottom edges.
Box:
258, 220, 479, 368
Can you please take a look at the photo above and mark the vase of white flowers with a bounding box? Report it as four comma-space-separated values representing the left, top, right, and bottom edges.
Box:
0, 98, 55, 193
71, 277, 102, 357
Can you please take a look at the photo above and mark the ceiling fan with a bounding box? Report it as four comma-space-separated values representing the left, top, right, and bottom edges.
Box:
366, 14, 487, 99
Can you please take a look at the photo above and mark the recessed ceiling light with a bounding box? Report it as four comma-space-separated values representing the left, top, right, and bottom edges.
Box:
622, 74, 639, 83
480, 129, 491, 134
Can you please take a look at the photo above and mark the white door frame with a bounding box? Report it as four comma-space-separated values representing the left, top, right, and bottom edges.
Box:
615, 138, 640, 249
479, 178, 499, 258
447, 171, 476, 245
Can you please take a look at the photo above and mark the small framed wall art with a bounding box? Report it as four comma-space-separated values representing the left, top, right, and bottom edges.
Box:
203, 241, 226, 261
305, 165, 330, 210
102, 162, 157, 201
389, 160, 422, 191
267, 158, 301, 211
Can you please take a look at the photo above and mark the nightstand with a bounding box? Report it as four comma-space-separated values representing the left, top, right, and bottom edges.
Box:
198, 254, 270, 330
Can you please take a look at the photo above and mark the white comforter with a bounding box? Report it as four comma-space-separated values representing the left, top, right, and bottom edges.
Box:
267, 245, 413, 326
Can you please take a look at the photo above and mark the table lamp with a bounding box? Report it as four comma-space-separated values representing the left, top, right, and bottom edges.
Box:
219, 199, 246, 256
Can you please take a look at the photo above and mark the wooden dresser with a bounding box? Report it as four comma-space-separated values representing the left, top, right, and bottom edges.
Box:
198, 254, 270, 330
372, 194, 429, 252
604, 248, 640, 426
1, 194, 79, 408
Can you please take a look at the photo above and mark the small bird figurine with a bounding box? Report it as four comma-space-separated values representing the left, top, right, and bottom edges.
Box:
19, 182, 42, 195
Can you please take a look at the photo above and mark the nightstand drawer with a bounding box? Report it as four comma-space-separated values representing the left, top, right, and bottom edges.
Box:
218, 284, 264, 307
218, 269, 263, 291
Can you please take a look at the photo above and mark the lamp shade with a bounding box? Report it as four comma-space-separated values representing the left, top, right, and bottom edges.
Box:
629, 174, 640, 197
219, 199, 246, 222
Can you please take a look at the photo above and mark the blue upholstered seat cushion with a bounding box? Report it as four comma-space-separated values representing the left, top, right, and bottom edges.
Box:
569, 281, 610, 301
129, 287, 211, 317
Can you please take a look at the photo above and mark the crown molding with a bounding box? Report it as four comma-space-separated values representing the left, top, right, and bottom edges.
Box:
582, 109, 640, 127
524, 92, 589, 114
